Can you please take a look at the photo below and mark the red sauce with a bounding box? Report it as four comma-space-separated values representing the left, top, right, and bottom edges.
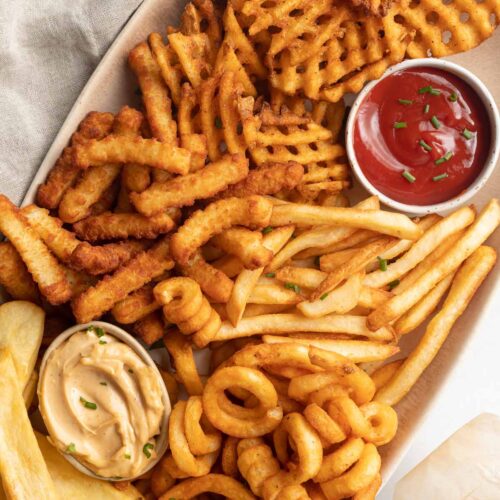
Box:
353, 67, 491, 206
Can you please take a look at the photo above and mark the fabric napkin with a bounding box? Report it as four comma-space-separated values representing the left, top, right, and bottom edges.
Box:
0, 0, 142, 205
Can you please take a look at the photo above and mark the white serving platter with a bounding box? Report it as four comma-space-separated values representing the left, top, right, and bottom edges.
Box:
20, 0, 500, 490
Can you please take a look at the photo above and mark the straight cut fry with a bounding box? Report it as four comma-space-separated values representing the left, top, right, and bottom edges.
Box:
375, 246, 497, 405
0, 195, 71, 305
0, 243, 39, 302
270, 203, 423, 240
248, 284, 302, 305
368, 199, 500, 330
71, 237, 174, 323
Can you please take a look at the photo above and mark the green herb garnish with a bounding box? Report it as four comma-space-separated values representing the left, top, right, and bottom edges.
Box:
264, 272, 276, 278
394, 121, 407, 129
419, 139, 432, 152
423, 104, 430, 114
435, 151, 453, 165
398, 98, 413, 105
125, 453, 131, 460
143, 443, 154, 459
80, 397, 97, 410
99, 382, 107, 386
284, 282, 301, 294
66, 443, 76, 453
320, 293, 329, 301
402, 171, 416, 183
388, 279, 400, 290
377, 256, 388, 271
432, 173, 449, 182
429, 88, 441, 96
462, 128, 474, 140
448, 92, 458, 102
99, 340, 107, 345
430, 115, 441, 129
418, 85, 433, 94
262, 226, 273, 234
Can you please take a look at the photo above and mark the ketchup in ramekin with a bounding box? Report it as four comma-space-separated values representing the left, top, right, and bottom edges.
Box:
353, 67, 491, 206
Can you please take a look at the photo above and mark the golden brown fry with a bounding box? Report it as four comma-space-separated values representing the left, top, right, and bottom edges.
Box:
171, 196, 273, 265
71, 237, 174, 323
249, 284, 302, 305
179, 250, 234, 303
89, 180, 120, 215
70, 240, 150, 276
368, 200, 500, 330
218, 162, 304, 199
371, 360, 405, 391
122, 163, 150, 193
358, 287, 393, 310
0, 195, 71, 305
211, 228, 273, 270
128, 41, 177, 144
376, 246, 497, 406
73, 136, 190, 175
73, 211, 177, 242
131, 154, 249, 216
36, 111, 114, 209
0, 243, 39, 302
21, 205, 80, 262
112, 285, 161, 324
133, 311, 165, 346
64, 266, 96, 297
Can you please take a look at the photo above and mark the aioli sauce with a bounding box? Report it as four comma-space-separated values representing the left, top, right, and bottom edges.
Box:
353, 67, 491, 205
39, 327, 164, 478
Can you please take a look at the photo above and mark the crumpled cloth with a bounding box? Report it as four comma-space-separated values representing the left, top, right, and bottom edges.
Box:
0, 0, 142, 204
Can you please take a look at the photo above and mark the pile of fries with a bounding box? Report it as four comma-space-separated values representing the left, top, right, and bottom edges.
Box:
0, 0, 499, 498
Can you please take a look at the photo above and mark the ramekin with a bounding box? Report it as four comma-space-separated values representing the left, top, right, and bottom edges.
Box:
345, 58, 500, 215
37, 321, 171, 481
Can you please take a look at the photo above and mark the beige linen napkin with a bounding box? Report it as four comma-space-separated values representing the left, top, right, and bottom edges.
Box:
0, 0, 142, 204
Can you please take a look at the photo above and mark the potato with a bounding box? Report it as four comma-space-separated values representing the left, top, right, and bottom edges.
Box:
0, 301, 44, 390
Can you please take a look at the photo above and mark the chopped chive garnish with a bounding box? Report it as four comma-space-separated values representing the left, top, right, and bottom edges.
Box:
433, 173, 449, 182
320, 293, 329, 301
448, 92, 458, 102
143, 443, 154, 459
394, 121, 407, 129
429, 88, 441, 96
125, 453, 131, 459
423, 104, 430, 114
419, 139, 432, 152
264, 272, 276, 278
418, 85, 432, 94
435, 151, 453, 165
149, 339, 165, 350
284, 282, 301, 294
398, 98, 413, 105
462, 128, 474, 140
99, 381, 107, 386
430, 115, 441, 129
80, 397, 97, 410
95, 327, 105, 337
377, 256, 388, 271
214, 116, 223, 129
99, 340, 107, 345
66, 443, 76, 453
262, 226, 273, 234
388, 279, 400, 290
402, 171, 416, 183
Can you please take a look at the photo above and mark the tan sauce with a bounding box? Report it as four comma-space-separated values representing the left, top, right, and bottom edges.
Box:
39, 328, 164, 478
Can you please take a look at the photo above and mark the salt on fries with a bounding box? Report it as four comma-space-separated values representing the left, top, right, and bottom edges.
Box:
0, 0, 498, 497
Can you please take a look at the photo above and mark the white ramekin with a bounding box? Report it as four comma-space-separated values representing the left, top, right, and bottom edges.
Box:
37, 321, 171, 481
346, 58, 500, 215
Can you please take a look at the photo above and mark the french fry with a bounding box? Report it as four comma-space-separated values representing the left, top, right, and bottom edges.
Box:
394, 272, 455, 336
88, 180, 120, 215
267, 196, 380, 271
211, 227, 273, 270
73, 211, 177, 242
0, 195, 71, 305
263, 335, 399, 363
131, 154, 249, 216
275, 266, 326, 289
358, 287, 393, 310
70, 240, 150, 276
248, 283, 302, 305
226, 226, 295, 326
71, 237, 174, 323
171, 196, 273, 265
298, 273, 363, 318
320, 248, 366, 272
214, 314, 394, 342
63, 266, 96, 297
270, 203, 423, 240
22, 205, 80, 262
0, 243, 39, 302
368, 200, 500, 330
128, 41, 177, 144
179, 250, 234, 303
122, 163, 150, 193
211, 254, 244, 278
364, 207, 475, 288
0, 349, 57, 498
243, 304, 292, 317
311, 237, 398, 301
376, 246, 497, 405
133, 311, 165, 346
73, 136, 190, 175
371, 360, 405, 391
112, 285, 161, 324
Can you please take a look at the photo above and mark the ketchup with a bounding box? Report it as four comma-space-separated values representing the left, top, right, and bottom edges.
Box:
353, 67, 491, 205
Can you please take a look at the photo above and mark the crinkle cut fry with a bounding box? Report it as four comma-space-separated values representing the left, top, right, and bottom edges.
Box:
133, 311, 165, 346
131, 154, 249, 216
0, 242, 39, 302
217, 162, 304, 199
36, 111, 114, 209
72, 135, 191, 175
0, 195, 71, 305
128, 41, 177, 144
71, 237, 174, 323
171, 196, 273, 265
112, 285, 161, 324
73, 211, 177, 242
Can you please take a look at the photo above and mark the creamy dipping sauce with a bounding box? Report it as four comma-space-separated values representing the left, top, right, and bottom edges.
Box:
39, 327, 164, 478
